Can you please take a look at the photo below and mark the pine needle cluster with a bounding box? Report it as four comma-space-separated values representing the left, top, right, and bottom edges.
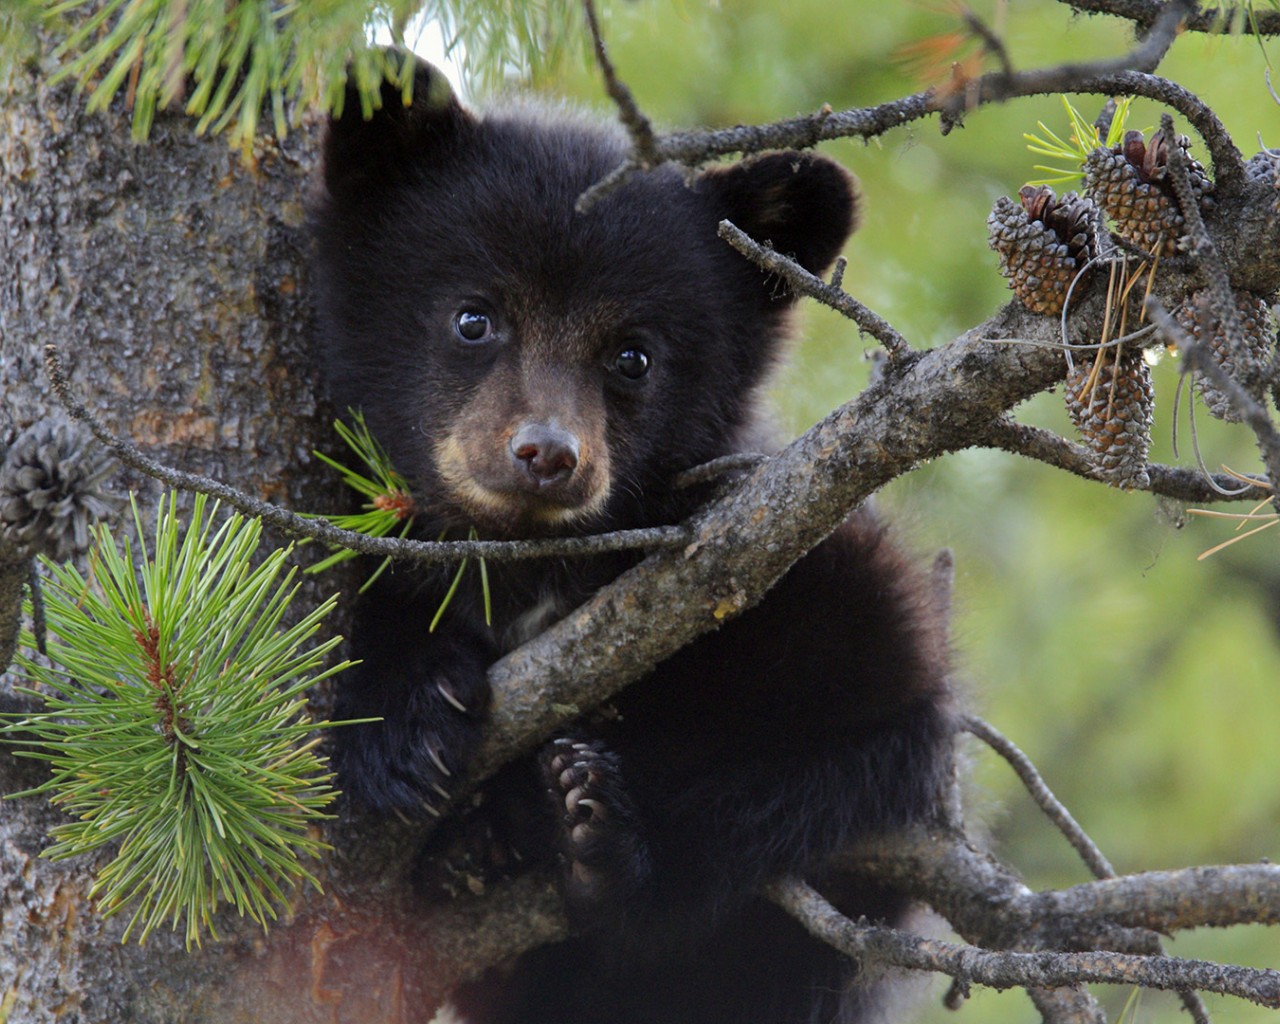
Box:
3, 492, 352, 947
19, 0, 584, 150
307, 409, 416, 591
1025, 95, 1137, 187
307, 410, 491, 624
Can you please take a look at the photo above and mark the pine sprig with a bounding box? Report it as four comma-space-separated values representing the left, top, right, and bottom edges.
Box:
30, 0, 586, 149
307, 411, 491, 623
1025, 95, 1137, 186
422, 0, 583, 87
38, 0, 422, 148
3, 492, 353, 947
305, 409, 416, 592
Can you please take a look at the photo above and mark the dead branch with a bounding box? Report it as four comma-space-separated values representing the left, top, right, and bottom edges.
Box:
978, 416, 1272, 501
718, 220, 914, 361
42, 343, 689, 565
580, 0, 658, 167
769, 877, 1280, 1008
578, 0, 1243, 213
964, 716, 1115, 878
1038, 863, 1280, 931
1147, 299, 1280, 502
964, 715, 1211, 1023
1061, 0, 1280, 37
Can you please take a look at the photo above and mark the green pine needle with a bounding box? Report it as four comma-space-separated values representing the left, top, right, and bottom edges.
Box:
305, 409, 416, 593
1024, 95, 1137, 187
2, 492, 354, 948
1247, 1, 1280, 71
305, 412, 491, 628
427, 525, 491, 631
30, 0, 586, 151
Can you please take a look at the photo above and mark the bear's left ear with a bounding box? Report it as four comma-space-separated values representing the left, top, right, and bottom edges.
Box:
698, 151, 859, 293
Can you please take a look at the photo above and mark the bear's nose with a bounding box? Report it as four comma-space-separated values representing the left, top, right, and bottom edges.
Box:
510, 423, 580, 489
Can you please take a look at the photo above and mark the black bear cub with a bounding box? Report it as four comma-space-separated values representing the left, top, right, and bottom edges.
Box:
313, 59, 952, 1024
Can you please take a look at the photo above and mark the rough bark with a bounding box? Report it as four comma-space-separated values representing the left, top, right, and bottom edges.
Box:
0, 49, 359, 1024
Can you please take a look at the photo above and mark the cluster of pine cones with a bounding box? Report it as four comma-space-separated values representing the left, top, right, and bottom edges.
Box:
988, 127, 1277, 489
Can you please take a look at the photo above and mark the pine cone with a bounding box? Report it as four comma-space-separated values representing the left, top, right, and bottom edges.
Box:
1083, 129, 1212, 257
1246, 149, 1280, 214
1174, 290, 1276, 422
988, 187, 1100, 315
0, 420, 119, 561
1065, 347, 1154, 489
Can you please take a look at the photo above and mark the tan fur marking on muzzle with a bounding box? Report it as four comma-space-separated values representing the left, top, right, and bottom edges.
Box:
434, 432, 611, 529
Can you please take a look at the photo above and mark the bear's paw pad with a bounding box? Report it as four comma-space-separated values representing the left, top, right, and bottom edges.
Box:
542, 737, 639, 896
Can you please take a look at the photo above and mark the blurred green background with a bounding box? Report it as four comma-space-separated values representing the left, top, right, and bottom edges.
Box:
494, 3, 1280, 1021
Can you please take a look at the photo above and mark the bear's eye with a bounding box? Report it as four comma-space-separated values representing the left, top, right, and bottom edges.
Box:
613, 347, 651, 380
454, 309, 493, 344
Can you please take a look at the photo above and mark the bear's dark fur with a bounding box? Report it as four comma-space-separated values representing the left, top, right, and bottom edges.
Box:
313, 59, 953, 1024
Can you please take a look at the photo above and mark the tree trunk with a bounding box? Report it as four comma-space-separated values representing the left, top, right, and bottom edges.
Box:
0, 49, 486, 1024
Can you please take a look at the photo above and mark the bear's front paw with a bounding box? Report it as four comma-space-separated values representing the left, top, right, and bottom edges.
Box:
542, 737, 646, 910
338, 666, 490, 820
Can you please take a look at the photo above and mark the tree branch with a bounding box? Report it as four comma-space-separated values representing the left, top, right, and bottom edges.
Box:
580, 0, 658, 167
1061, 0, 1280, 37
580, 0, 1221, 202
769, 877, 1280, 1008
718, 220, 914, 360
1141, 116, 1280, 497
928, 0, 1192, 128
964, 715, 1212, 1023
964, 716, 1116, 878
1075, 72, 1246, 188
43, 343, 690, 565
977, 416, 1272, 502
1040, 863, 1280, 931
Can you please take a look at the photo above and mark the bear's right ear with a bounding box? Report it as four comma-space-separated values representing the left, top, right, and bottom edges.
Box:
697, 151, 859, 300
322, 53, 473, 200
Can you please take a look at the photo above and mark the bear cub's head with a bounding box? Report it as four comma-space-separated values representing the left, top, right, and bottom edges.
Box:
313, 59, 858, 537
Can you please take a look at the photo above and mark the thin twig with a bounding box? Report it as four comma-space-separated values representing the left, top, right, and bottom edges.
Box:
963, 715, 1116, 878
43, 344, 689, 565
962, 5, 1014, 79
578, 0, 1244, 210
978, 416, 1270, 501
1059, 0, 1280, 37
964, 714, 1214, 1024
830, 256, 848, 291
1162, 114, 1241, 344
671, 452, 768, 490
1092, 72, 1245, 189
1147, 299, 1280, 502
717, 220, 914, 360
929, 0, 1191, 129
581, 0, 657, 166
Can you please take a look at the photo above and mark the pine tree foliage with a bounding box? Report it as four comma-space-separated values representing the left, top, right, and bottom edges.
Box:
13, 0, 583, 149
306, 409, 417, 589
3, 493, 352, 947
